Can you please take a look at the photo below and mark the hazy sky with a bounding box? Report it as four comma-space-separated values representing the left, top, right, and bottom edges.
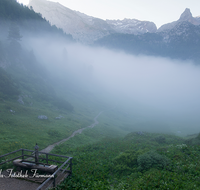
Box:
17, 0, 200, 28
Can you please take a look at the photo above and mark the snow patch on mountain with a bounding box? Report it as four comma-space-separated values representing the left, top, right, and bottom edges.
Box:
106, 18, 157, 34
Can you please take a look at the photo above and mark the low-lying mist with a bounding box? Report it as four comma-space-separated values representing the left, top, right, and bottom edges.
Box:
23, 36, 200, 135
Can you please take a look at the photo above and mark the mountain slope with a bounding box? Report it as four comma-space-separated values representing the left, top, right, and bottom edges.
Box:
0, 0, 75, 110
29, 0, 113, 43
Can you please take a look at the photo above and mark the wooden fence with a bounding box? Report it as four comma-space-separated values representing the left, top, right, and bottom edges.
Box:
0, 148, 73, 190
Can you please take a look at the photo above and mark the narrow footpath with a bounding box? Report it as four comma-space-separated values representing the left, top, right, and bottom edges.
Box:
41, 111, 103, 153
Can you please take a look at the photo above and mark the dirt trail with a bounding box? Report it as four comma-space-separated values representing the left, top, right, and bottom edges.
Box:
41, 111, 103, 153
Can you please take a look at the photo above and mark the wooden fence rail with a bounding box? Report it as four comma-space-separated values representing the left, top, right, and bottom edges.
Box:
0, 147, 73, 190
36, 157, 72, 190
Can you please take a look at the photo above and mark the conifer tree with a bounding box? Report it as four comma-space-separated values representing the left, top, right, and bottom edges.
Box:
7, 22, 22, 59
8, 22, 22, 42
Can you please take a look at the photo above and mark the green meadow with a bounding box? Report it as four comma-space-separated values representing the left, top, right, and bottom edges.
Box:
52, 130, 200, 190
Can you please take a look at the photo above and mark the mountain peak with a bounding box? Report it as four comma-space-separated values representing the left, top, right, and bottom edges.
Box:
158, 8, 200, 32
179, 8, 193, 21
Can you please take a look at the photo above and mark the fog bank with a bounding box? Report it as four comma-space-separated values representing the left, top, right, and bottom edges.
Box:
25, 38, 200, 135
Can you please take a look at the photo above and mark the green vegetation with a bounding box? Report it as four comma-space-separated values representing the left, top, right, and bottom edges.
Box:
52, 132, 200, 189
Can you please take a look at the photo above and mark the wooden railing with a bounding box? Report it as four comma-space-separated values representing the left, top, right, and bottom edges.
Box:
0, 148, 23, 166
0, 148, 73, 190
36, 156, 72, 190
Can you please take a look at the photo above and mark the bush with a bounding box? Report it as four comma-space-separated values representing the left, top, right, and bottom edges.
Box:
113, 150, 143, 175
185, 133, 200, 145
154, 136, 166, 144
137, 150, 171, 172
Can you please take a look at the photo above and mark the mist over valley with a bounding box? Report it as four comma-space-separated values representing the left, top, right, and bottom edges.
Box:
27, 38, 200, 135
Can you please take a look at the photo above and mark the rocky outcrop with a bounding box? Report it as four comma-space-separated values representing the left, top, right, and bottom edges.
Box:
17, 96, 24, 105
38, 115, 48, 120
55, 115, 64, 120
179, 8, 199, 25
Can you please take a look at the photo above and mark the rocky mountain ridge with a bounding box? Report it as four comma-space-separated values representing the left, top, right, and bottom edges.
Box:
29, 0, 200, 48
29, 0, 157, 43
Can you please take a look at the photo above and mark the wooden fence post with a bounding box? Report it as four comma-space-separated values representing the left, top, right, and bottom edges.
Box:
46, 154, 48, 164
35, 143, 39, 164
22, 149, 24, 161
53, 175, 56, 187
70, 158, 72, 175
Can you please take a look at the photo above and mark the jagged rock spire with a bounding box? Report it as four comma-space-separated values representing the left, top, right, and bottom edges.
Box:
179, 8, 193, 21
158, 8, 200, 32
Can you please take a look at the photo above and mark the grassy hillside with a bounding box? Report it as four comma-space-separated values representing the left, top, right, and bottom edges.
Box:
0, 52, 131, 155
